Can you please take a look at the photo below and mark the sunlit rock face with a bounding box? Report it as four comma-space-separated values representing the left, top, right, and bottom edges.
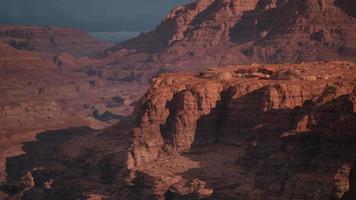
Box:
126, 61, 356, 200
2, 61, 356, 200
1, 0, 356, 199
109, 0, 356, 68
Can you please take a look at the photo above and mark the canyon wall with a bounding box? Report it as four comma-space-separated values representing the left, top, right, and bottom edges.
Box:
126, 61, 356, 199
0, 1, 356, 199
105, 0, 356, 68
1, 61, 356, 200
0, 42, 145, 184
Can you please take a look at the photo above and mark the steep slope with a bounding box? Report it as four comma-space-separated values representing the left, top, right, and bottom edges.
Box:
122, 0, 259, 52
0, 43, 145, 184
1, 1, 356, 199
231, 0, 356, 62
125, 61, 356, 199
0, 25, 145, 183
106, 0, 356, 68
3, 61, 356, 200
0, 25, 113, 57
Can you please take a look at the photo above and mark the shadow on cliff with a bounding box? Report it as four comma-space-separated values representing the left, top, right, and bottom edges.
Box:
229, 2, 299, 45
1, 127, 92, 193
1, 118, 134, 200
334, 0, 356, 18
172, 87, 356, 199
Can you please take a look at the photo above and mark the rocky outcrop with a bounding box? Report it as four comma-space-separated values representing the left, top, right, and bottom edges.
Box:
232, 0, 356, 63
1, 1, 356, 199
2, 61, 356, 200
0, 25, 150, 185
105, 0, 356, 68
0, 43, 145, 184
122, 0, 259, 52
0, 25, 112, 56
126, 61, 356, 199
129, 61, 349, 165
0, 42, 139, 136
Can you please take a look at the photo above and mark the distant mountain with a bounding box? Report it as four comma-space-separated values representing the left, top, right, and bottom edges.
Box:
106, 0, 356, 67
0, 25, 113, 57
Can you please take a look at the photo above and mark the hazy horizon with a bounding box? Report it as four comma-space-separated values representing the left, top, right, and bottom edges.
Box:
0, 0, 192, 42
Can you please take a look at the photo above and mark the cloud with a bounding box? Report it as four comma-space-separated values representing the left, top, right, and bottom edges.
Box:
0, 0, 193, 32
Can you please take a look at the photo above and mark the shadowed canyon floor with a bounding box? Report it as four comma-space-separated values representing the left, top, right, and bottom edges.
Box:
0, 27, 146, 191
1, 0, 356, 159
1, 61, 356, 200
0, 0, 356, 199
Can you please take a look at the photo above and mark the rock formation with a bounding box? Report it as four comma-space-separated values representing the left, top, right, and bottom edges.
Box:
2, 61, 356, 200
124, 61, 356, 199
1, 1, 356, 199
0, 25, 112, 56
0, 42, 145, 185
103, 0, 356, 68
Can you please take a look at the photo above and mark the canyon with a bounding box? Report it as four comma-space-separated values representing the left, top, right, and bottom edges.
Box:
0, 25, 112, 56
1, 61, 356, 200
0, 0, 356, 199
126, 61, 356, 199
0, 28, 146, 187
112, 0, 356, 67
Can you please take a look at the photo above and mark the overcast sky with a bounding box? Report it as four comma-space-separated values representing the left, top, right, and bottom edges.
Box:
0, 0, 192, 42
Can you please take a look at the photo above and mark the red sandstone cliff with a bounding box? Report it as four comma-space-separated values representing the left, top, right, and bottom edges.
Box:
125, 61, 356, 199
1, 61, 356, 200
1, 1, 356, 199
0, 42, 144, 185
103, 0, 356, 68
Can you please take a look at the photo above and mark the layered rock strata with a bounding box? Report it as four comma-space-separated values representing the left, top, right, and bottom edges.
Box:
104, 0, 356, 68
0, 43, 145, 184
0, 25, 112, 56
126, 61, 356, 199
2, 61, 356, 200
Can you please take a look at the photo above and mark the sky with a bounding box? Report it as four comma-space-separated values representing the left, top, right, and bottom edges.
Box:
0, 0, 193, 42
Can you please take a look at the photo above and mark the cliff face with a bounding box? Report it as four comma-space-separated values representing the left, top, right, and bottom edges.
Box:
129, 61, 351, 165
122, 0, 259, 52
111, 0, 356, 67
126, 61, 356, 199
0, 43, 145, 184
1, 1, 356, 199
0, 25, 112, 57
2, 61, 356, 200
0, 25, 149, 185
235, 0, 356, 62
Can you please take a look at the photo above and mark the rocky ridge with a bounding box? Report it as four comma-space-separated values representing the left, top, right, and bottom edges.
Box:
1, 0, 356, 199
103, 0, 356, 68
0, 24, 156, 186
125, 60, 356, 199
2, 61, 356, 200
0, 25, 112, 56
0, 42, 145, 185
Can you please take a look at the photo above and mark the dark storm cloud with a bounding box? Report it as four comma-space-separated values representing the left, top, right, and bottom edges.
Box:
0, 0, 192, 40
